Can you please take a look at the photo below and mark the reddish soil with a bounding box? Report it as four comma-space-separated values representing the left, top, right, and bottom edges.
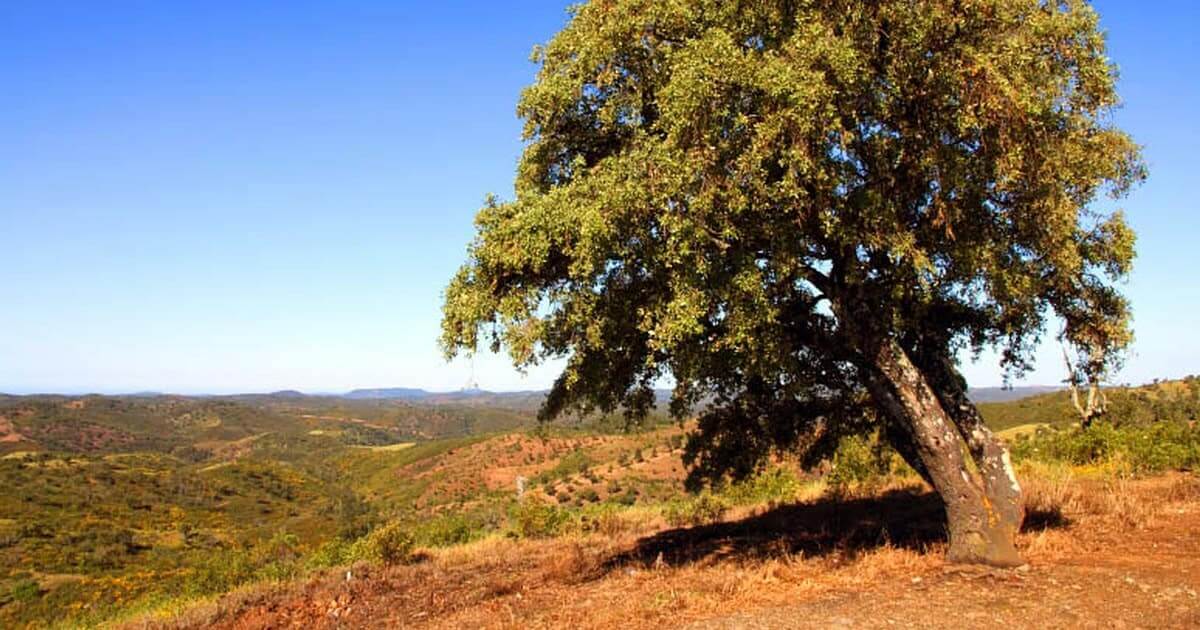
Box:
149, 474, 1200, 630
26, 420, 136, 452
397, 430, 688, 508
0, 416, 25, 443
695, 505, 1200, 629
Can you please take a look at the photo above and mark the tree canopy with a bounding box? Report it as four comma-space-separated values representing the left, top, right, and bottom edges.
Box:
440, 0, 1142, 553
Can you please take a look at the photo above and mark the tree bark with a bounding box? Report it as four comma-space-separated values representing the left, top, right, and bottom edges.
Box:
880, 411, 935, 488
862, 339, 1023, 567
924, 355, 1025, 538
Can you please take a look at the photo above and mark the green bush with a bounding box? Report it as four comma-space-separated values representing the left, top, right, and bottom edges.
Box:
724, 467, 803, 505
183, 550, 257, 597
614, 489, 638, 506
534, 450, 592, 484
1012, 420, 1200, 472
827, 434, 893, 489
664, 491, 729, 528
413, 513, 485, 548
305, 539, 354, 570
509, 499, 570, 538
356, 522, 415, 565
0, 579, 42, 606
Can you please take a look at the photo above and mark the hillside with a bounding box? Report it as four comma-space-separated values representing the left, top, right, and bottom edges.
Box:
138, 474, 1200, 630
0, 378, 1196, 627
977, 377, 1200, 432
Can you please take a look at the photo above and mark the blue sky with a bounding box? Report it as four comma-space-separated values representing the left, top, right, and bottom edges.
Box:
1, 1, 1197, 395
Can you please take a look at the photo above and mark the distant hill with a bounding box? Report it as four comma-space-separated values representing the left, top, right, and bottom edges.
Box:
344, 388, 431, 400
267, 390, 309, 399
967, 386, 1061, 403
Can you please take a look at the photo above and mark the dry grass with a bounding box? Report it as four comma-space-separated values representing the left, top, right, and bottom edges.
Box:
1019, 468, 1200, 561
125, 471, 1200, 630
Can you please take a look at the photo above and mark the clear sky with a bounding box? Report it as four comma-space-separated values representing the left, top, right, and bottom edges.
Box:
2, 1, 1197, 395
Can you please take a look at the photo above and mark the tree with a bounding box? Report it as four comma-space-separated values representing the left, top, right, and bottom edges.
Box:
441, 0, 1143, 566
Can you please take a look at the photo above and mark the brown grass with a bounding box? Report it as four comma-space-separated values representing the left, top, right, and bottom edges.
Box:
125, 471, 1200, 630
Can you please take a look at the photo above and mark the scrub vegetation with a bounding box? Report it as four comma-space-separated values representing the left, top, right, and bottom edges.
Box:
0, 378, 1196, 627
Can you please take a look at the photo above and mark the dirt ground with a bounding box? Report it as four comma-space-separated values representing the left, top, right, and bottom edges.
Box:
143, 473, 1200, 630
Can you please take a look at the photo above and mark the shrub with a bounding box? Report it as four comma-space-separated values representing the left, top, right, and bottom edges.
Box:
1012, 420, 1200, 473
510, 499, 570, 539
255, 531, 301, 565
0, 579, 41, 606
724, 467, 804, 505
664, 491, 729, 528
353, 522, 415, 565
577, 504, 630, 537
534, 450, 592, 484
414, 513, 485, 548
305, 539, 354, 570
826, 434, 893, 490
184, 550, 257, 597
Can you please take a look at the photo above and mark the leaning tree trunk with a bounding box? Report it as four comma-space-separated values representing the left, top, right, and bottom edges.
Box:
880, 412, 935, 488
924, 355, 1025, 539
862, 340, 1024, 567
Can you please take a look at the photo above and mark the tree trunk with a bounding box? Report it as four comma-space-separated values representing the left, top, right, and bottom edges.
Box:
880, 413, 935, 488
925, 355, 1025, 537
862, 339, 1023, 567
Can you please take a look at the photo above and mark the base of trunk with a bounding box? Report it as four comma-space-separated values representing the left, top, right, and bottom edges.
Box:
946, 519, 1023, 568
863, 339, 1025, 568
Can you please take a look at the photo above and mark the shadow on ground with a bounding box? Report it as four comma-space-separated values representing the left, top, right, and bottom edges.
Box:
609, 488, 1071, 570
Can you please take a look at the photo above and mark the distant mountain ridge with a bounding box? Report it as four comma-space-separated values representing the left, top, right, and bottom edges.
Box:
1, 386, 1061, 406
343, 388, 431, 400
967, 386, 1062, 403
342, 386, 1059, 405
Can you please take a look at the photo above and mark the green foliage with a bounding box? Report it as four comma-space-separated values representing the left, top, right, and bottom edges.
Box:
412, 513, 489, 548
305, 539, 356, 571
0, 579, 41, 606
534, 449, 592, 484
826, 435, 897, 490
1011, 421, 1200, 473
722, 467, 804, 506
664, 491, 729, 528
183, 550, 258, 598
613, 489, 639, 506
980, 377, 1200, 432
355, 522, 416, 566
441, 0, 1144, 495
509, 499, 570, 539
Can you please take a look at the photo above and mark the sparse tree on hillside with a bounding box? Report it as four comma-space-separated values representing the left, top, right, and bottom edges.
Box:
441, 0, 1142, 566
